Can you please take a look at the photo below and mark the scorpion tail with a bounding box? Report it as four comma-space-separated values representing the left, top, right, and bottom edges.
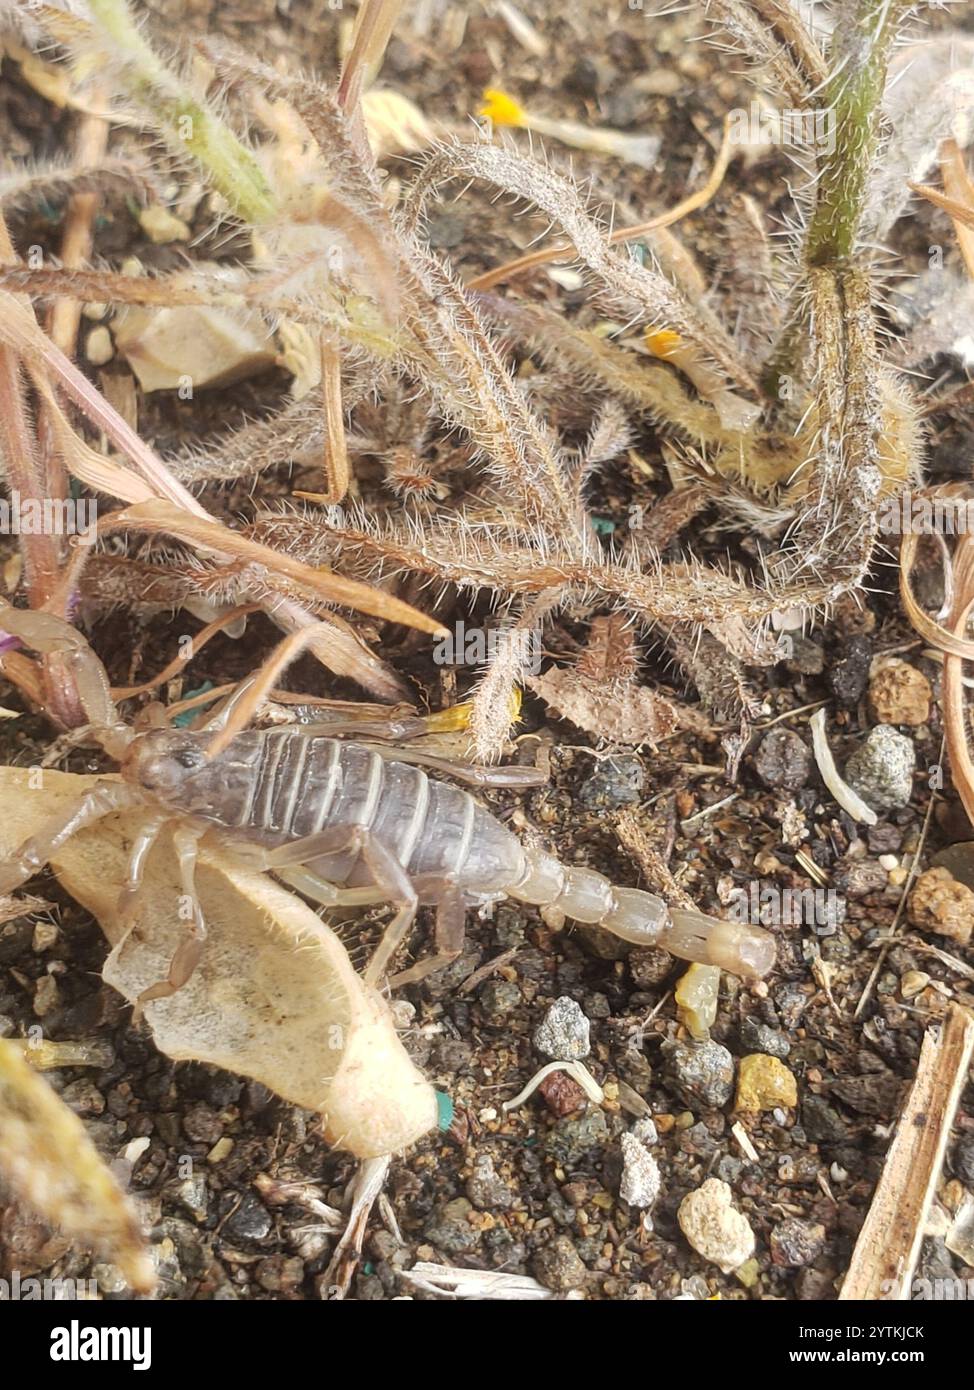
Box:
510, 850, 775, 981
663, 908, 776, 980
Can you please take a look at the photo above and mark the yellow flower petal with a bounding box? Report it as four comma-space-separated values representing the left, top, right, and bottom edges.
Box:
645, 329, 683, 359
480, 88, 528, 128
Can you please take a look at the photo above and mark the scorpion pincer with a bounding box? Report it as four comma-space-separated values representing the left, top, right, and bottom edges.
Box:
0, 612, 775, 1004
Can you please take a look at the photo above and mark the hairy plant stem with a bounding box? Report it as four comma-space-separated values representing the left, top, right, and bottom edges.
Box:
805, 0, 907, 268
763, 0, 909, 397
85, 0, 276, 223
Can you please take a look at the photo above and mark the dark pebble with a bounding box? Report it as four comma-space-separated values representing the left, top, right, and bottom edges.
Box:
224, 1193, 272, 1244
829, 635, 872, 705
802, 1095, 848, 1143
532, 1234, 588, 1291
740, 1017, 791, 1057
579, 755, 644, 809
479, 979, 521, 1017
662, 1038, 734, 1110
831, 1072, 904, 1118
770, 1218, 826, 1267
544, 1107, 608, 1164
833, 859, 888, 896
754, 728, 812, 790
950, 1136, 974, 1184
629, 946, 673, 987
867, 822, 903, 854
786, 636, 825, 675
424, 1198, 481, 1255
181, 1102, 224, 1146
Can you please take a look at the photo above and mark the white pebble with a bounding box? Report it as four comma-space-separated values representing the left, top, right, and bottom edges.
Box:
534, 996, 590, 1061
678, 1178, 755, 1274
619, 1133, 661, 1210
879, 854, 899, 871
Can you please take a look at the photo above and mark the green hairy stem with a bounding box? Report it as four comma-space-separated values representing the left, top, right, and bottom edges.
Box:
87, 0, 277, 224
805, 0, 909, 267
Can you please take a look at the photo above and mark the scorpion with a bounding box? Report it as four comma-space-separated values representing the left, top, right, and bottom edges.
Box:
0, 607, 775, 1006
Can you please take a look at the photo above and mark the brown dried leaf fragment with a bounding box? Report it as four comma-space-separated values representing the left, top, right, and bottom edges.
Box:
527, 661, 706, 747
0, 1038, 154, 1292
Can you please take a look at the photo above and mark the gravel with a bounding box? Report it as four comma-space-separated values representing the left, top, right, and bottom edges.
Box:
844, 725, 917, 812
534, 996, 591, 1060
663, 1038, 735, 1109
754, 729, 812, 790
619, 1133, 661, 1210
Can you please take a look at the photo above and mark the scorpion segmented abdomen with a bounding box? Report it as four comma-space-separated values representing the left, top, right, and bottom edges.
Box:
402, 780, 525, 894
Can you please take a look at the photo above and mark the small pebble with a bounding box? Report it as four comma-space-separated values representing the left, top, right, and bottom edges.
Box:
829, 634, 872, 705
879, 854, 899, 871
736, 1054, 798, 1111
950, 1137, 974, 1184
844, 725, 916, 812
802, 1096, 847, 1143
85, 326, 114, 366
675, 963, 720, 1041
770, 1217, 826, 1267
663, 1038, 735, 1109
868, 660, 932, 726
466, 1154, 513, 1211
632, 1116, 659, 1146
532, 1234, 588, 1291
740, 1017, 791, 1058
224, 1193, 272, 1244
534, 996, 590, 1061
544, 1108, 608, 1164
908, 866, 974, 946
786, 636, 825, 675
629, 946, 673, 987
538, 1069, 586, 1116
678, 1178, 755, 1274
619, 1133, 661, 1210
424, 1198, 481, 1255
868, 822, 903, 854
578, 755, 644, 809
479, 978, 521, 1017
754, 728, 812, 790
31, 920, 58, 952
32, 975, 59, 1017
900, 970, 931, 1000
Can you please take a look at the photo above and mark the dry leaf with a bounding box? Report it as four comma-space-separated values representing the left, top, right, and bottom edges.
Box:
0, 1038, 154, 1291
0, 768, 438, 1159
527, 665, 704, 745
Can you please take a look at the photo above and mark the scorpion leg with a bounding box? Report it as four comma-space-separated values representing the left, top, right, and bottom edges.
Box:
355, 743, 546, 789
0, 781, 140, 895
354, 837, 418, 988
257, 827, 421, 986
115, 811, 169, 933
388, 878, 467, 988
134, 823, 207, 1014
273, 866, 341, 908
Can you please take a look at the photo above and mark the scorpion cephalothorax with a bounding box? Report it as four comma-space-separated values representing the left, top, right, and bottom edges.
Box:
0, 607, 775, 1007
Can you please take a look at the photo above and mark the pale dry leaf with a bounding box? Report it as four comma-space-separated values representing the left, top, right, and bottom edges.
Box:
0, 1038, 154, 1292
0, 768, 438, 1159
